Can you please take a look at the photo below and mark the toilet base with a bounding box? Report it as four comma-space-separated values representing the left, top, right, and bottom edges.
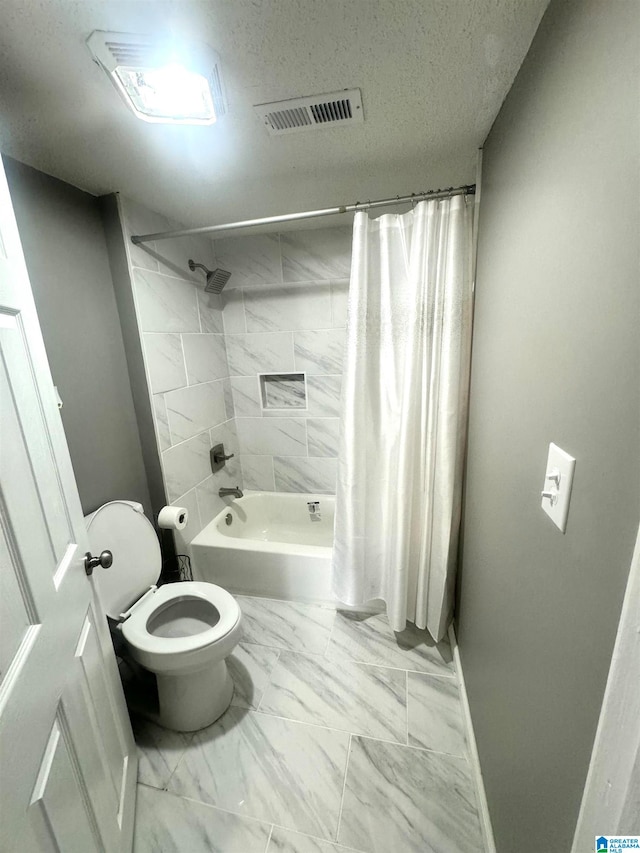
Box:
155, 659, 234, 732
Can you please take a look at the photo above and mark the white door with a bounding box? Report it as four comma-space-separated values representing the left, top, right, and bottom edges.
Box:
0, 159, 137, 852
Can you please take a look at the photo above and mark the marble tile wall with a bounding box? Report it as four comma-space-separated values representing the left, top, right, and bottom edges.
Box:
118, 197, 243, 550
216, 226, 352, 494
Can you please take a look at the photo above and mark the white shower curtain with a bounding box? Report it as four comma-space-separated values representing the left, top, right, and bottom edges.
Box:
332, 195, 473, 641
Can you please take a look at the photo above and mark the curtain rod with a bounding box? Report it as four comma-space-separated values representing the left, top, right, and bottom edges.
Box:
130, 184, 476, 245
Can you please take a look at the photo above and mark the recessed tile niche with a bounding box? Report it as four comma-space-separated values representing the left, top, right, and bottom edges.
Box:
260, 373, 307, 411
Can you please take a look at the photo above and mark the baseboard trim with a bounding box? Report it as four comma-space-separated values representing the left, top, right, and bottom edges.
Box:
449, 623, 497, 853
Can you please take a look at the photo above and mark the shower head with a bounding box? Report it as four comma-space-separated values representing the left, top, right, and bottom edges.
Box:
188, 259, 232, 294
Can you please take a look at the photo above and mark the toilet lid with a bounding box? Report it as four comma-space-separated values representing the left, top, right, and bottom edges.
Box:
85, 501, 161, 619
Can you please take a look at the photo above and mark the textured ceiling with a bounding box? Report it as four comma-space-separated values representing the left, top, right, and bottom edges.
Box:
0, 0, 548, 231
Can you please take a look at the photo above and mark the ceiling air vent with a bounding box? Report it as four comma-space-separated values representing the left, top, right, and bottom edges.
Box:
254, 89, 363, 136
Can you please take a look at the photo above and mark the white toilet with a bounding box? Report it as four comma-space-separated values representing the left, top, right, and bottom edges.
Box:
85, 500, 242, 732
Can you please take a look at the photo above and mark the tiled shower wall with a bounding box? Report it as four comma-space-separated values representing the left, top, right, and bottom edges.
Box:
118, 197, 242, 551
118, 196, 352, 549
216, 228, 351, 493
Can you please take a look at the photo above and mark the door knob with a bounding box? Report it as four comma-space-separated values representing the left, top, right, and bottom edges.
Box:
84, 550, 113, 576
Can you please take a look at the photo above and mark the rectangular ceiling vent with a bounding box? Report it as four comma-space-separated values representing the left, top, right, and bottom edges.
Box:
254, 89, 363, 136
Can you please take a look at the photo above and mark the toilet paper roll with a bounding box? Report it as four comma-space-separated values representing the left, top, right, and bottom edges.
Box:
158, 505, 189, 530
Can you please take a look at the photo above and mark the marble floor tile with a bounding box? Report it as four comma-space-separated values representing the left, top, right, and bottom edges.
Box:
237, 596, 335, 654
326, 610, 455, 676
408, 673, 467, 756
167, 707, 349, 840
228, 642, 281, 710
338, 737, 483, 853
131, 717, 192, 789
267, 826, 360, 853
259, 651, 407, 743
134, 784, 271, 853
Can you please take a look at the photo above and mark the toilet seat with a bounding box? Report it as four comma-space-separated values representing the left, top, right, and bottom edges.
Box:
122, 581, 240, 657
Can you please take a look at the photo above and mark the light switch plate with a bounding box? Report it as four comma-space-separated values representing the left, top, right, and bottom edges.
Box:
541, 442, 576, 533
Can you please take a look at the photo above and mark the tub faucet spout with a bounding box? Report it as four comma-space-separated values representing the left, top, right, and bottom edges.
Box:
219, 486, 243, 499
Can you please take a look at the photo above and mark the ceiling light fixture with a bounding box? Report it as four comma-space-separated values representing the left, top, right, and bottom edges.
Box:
86, 31, 226, 125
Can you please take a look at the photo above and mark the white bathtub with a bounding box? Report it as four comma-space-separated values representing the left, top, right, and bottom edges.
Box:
190, 491, 335, 602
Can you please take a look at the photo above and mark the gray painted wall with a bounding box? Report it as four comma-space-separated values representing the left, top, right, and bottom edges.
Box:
456, 1, 640, 851
5, 157, 151, 517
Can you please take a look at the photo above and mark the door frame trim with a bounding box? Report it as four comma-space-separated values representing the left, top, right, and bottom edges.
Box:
571, 519, 640, 847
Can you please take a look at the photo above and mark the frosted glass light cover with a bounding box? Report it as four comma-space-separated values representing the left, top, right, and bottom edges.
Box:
114, 64, 216, 124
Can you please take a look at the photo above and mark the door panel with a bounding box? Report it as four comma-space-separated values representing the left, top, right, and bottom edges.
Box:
73, 606, 130, 822
0, 158, 136, 852
29, 712, 102, 853
1, 309, 74, 560
0, 521, 34, 682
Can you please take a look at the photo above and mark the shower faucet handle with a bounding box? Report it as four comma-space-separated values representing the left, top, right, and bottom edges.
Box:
210, 443, 234, 473
213, 448, 234, 463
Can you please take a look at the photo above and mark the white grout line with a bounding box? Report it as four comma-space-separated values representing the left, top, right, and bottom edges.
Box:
224, 655, 458, 753
240, 288, 248, 334
143, 330, 224, 335
275, 235, 284, 285
335, 733, 352, 844
263, 824, 274, 853
255, 649, 280, 713
161, 737, 193, 790
240, 642, 451, 685
405, 669, 410, 746
130, 264, 208, 287
195, 286, 203, 333
162, 418, 228, 454
158, 393, 170, 450
245, 703, 411, 750
324, 609, 337, 658
244, 706, 352, 737
151, 785, 275, 832
265, 820, 361, 852
163, 375, 228, 394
